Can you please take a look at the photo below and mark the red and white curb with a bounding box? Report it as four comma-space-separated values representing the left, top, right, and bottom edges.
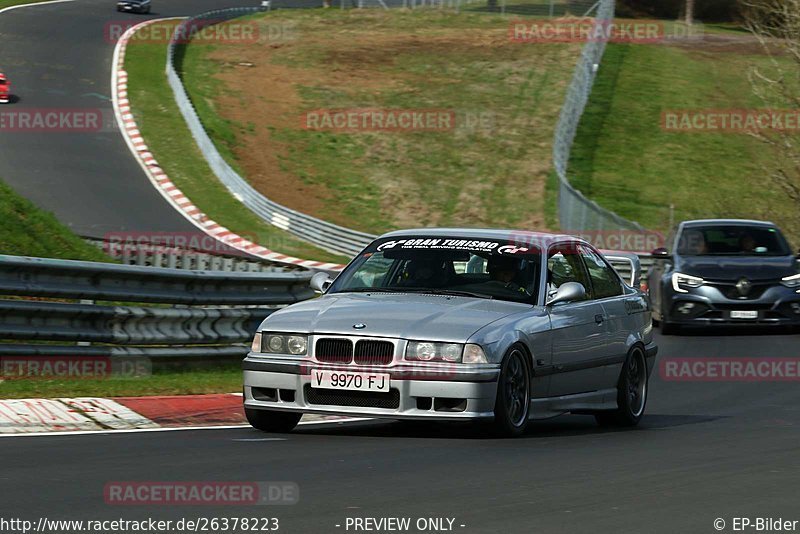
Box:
0, 394, 361, 436
0, 398, 159, 434
111, 20, 345, 272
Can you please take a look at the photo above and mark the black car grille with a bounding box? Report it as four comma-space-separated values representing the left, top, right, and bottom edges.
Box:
315, 338, 353, 364
706, 280, 773, 300
354, 340, 394, 365
315, 338, 395, 365
303, 385, 400, 409
722, 284, 770, 300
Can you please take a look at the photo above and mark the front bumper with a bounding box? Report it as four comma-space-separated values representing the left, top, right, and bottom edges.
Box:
663, 283, 800, 327
243, 355, 500, 420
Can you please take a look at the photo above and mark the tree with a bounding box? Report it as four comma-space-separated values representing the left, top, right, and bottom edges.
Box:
742, 0, 800, 237
685, 0, 695, 25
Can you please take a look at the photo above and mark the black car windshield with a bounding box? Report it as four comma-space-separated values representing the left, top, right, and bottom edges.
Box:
676, 225, 791, 256
329, 237, 542, 304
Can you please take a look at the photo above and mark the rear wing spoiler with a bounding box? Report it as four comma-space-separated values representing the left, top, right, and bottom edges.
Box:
600, 250, 642, 289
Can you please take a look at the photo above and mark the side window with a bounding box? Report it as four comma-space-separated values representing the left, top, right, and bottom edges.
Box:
547, 245, 591, 300
579, 246, 623, 299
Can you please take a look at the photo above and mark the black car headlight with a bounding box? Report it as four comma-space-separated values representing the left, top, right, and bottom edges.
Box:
672, 272, 704, 293
251, 333, 308, 355
781, 274, 800, 291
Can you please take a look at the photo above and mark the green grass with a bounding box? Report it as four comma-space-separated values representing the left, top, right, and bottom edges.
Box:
0, 364, 242, 399
568, 41, 800, 241
179, 9, 579, 233
0, 0, 51, 8
0, 180, 113, 261
124, 20, 348, 264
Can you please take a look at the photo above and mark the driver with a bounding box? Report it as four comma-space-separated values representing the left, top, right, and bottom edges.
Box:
486, 256, 530, 296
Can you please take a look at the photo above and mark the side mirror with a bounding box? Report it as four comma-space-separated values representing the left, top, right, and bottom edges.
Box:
651, 247, 670, 258
310, 271, 332, 294
546, 282, 586, 306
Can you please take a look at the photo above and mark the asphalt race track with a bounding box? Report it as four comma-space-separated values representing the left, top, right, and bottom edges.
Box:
0, 0, 261, 239
2, 331, 800, 533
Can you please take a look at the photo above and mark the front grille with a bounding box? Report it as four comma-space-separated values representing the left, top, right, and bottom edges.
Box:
722, 285, 770, 300
354, 340, 394, 365
707, 281, 772, 300
315, 338, 353, 363
303, 385, 400, 409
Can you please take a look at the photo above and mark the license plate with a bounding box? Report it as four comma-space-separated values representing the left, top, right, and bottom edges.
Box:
311, 370, 390, 392
730, 310, 758, 319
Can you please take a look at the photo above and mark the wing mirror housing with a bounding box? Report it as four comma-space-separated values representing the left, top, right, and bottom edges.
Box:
310, 271, 333, 294
546, 282, 586, 306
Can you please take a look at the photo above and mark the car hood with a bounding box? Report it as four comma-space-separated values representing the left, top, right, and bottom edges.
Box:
260, 292, 530, 342
676, 255, 798, 281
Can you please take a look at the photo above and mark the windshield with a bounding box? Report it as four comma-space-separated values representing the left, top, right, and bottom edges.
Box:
329, 236, 542, 304
676, 225, 791, 256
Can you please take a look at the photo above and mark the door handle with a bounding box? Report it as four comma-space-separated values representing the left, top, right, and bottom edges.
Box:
595, 314, 604, 325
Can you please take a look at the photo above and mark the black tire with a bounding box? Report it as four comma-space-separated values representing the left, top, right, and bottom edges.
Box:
245, 407, 301, 433
595, 346, 648, 427
491, 345, 531, 437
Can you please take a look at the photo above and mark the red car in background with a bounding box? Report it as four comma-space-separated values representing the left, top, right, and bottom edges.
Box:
0, 73, 9, 103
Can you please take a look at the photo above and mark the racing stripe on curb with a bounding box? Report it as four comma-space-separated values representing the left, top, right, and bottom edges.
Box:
111, 20, 345, 272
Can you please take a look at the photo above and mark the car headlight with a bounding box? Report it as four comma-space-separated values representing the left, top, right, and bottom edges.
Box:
672, 272, 704, 293
781, 273, 800, 290
406, 341, 464, 363
253, 333, 308, 355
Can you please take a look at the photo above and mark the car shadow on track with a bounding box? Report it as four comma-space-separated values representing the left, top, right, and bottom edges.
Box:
291, 413, 725, 440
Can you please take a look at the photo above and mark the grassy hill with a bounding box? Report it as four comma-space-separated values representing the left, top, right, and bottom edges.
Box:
177, 9, 579, 234
568, 36, 800, 243
0, 180, 112, 261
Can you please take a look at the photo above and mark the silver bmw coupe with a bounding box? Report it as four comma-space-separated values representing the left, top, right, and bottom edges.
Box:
243, 229, 657, 437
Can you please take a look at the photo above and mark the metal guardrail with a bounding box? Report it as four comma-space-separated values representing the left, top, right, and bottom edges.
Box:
552, 0, 647, 234
0, 300, 273, 345
166, 8, 376, 258
0, 254, 315, 361
0, 254, 314, 305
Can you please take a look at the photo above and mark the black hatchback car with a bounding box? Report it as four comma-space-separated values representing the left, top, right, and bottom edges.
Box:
648, 219, 800, 334
117, 0, 151, 13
